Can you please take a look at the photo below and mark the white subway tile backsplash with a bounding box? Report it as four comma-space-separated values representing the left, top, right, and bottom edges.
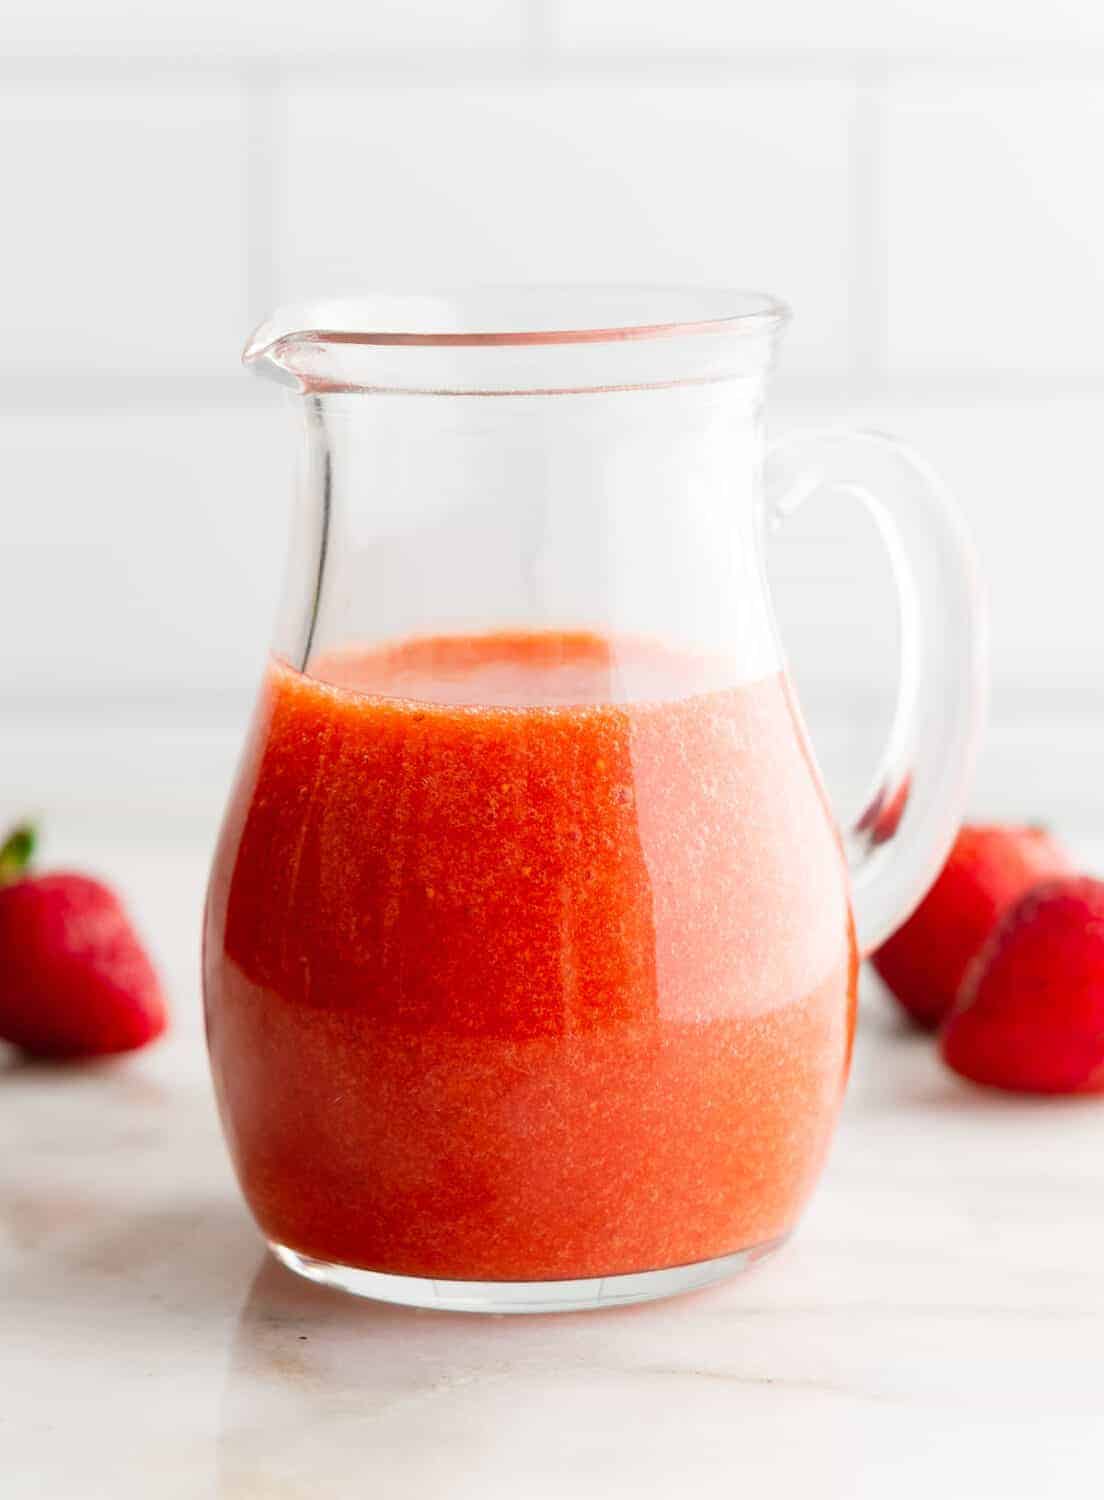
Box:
0, 406, 292, 709
1, 85, 249, 377
1, 7, 1101, 810
766, 389, 1104, 826
4, 387, 1093, 726
881, 397, 1104, 707
4, 391, 1100, 832
277, 79, 857, 377
3, 0, 527, 55
557, 0, 1104, 51
771, 391, 1104, 712
885, 77, 1104, 377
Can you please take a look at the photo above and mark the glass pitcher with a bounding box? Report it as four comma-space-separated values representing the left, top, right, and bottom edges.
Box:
203, 288, 983, 1313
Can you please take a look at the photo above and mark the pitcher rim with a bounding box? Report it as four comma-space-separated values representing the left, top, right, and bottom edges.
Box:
243, 286, 791, 362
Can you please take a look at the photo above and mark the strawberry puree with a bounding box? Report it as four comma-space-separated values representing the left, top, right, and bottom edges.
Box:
204, 632, 857, 1281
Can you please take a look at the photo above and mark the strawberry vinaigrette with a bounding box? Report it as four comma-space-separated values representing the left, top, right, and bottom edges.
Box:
204, 631, 857, 1285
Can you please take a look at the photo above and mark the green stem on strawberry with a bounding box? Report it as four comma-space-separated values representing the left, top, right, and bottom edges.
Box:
0, 824, 36, 885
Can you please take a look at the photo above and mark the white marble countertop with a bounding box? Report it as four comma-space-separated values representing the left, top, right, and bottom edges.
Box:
5, 837, 1104, 1499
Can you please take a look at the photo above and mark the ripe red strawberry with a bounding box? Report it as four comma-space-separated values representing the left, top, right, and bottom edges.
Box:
872, 824, 1073, 1029
941, 877, 1104, 1094
0, 825, 167, 1058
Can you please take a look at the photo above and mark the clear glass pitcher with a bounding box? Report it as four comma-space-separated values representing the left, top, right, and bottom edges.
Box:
203, 288, 983, 1313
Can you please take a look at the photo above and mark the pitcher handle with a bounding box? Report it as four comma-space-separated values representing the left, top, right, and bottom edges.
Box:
765, 428, 987, 957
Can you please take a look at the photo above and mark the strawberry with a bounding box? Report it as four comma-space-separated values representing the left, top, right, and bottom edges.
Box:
941, 877, 1104, 1094
0, 824, 167, 1058
872, 824, 1073, 1029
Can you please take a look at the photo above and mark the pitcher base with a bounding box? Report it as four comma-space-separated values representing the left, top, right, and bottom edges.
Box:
269, 1236, 788, 1314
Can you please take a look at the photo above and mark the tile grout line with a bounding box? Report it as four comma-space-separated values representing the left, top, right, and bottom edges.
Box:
9, 371, 1104, 412
5, 47, 1104, 82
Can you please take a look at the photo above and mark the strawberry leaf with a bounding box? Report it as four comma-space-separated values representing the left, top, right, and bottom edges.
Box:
0, 824, 36, 885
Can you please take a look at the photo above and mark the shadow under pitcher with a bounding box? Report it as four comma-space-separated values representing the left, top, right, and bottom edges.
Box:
202, 288, 985, 1313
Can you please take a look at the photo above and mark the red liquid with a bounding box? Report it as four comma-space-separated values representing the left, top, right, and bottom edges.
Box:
204, 632, 857, 1281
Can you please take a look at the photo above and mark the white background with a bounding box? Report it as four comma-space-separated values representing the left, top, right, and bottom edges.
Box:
3, 0, 1104, 841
